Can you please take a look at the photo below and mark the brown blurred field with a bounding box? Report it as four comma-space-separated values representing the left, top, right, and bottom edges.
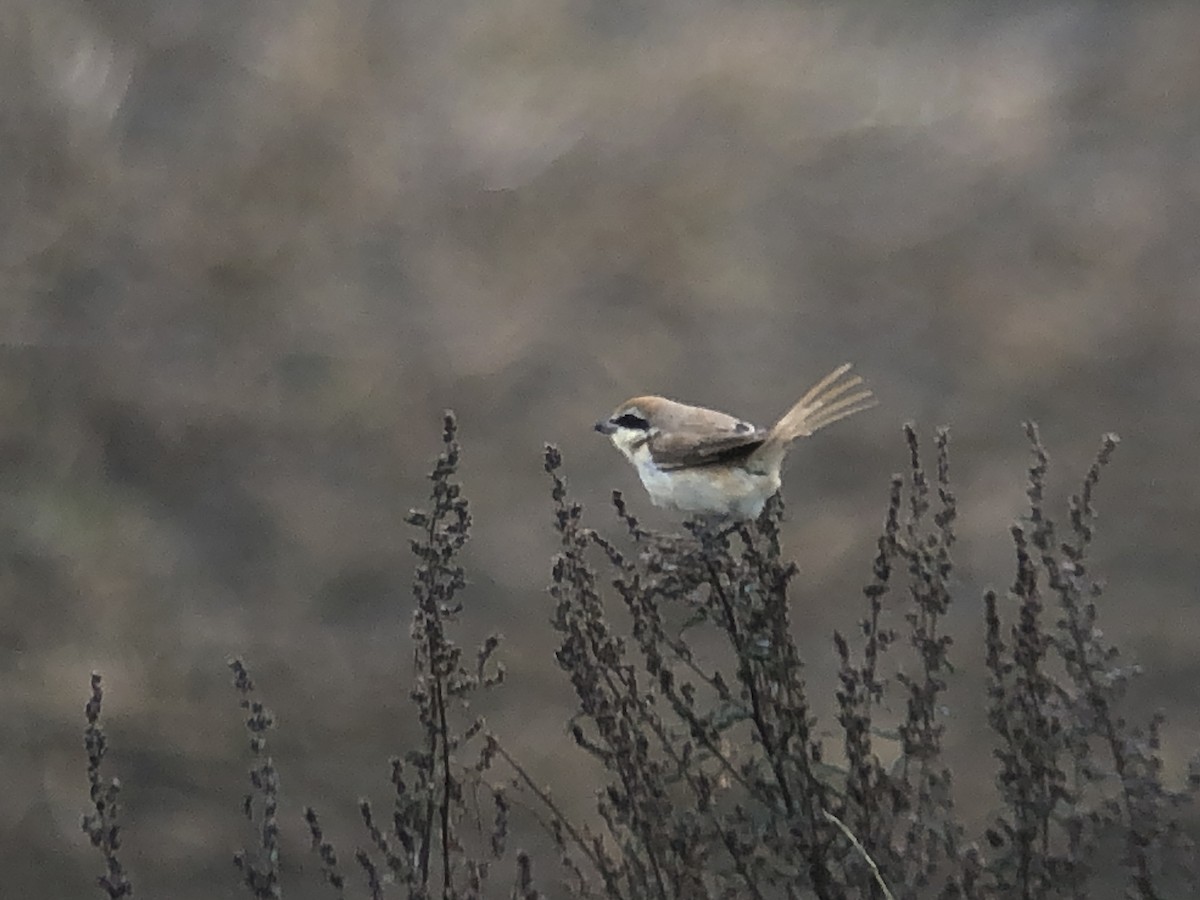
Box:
3, 1, 1200, 896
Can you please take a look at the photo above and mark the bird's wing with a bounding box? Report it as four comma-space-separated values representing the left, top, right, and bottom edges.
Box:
646, 428, 766, 470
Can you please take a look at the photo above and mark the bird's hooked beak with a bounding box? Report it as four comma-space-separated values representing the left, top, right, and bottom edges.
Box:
595, 419, 617, 435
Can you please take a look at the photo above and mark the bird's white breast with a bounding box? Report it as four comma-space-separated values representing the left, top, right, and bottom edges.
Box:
627, 444, 779, 518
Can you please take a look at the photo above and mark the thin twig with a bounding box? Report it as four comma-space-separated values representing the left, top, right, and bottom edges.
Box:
488, 738, 603, 873
823, 808, 896, 900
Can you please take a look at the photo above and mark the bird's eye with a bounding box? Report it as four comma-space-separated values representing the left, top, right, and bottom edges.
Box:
613, 412, 650, 430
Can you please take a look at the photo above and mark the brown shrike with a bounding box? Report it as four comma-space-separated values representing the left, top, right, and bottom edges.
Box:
595, 364, 876, 517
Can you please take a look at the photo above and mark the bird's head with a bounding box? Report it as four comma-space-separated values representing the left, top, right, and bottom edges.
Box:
596, 395, 756, 460
595, 396, 663, 457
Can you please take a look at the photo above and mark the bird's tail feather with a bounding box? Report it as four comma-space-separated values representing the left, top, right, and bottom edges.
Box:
757, 363, 876, 463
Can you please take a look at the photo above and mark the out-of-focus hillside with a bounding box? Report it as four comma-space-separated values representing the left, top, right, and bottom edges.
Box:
2, 1, 1199, 896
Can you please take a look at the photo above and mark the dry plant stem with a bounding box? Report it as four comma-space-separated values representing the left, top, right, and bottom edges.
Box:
412, 412, 463, 892
303, 806, 346, 894
514, 851, 541, 900
434, 574, 454, 894
355, 848, 384, 900
823, 809, 897, 900
486, 737, 604, 876
982, 424, 1182, 900
1024, 425, 1162, 899
689, 511, 836, 894
546, 448, 668, 897
595, 501, 757, 804
590, 516, 772, 898
702, 519, 837, 898
1052, 436, 1150, 866
594, 538, 772, 897
837, 472, 901, 885
369, 410, 507, 898
230, 658, 282, 899
833, 425, 963, 898
896, 426, 960, 884
704, 547, 795, 812
81, 673, 134, 899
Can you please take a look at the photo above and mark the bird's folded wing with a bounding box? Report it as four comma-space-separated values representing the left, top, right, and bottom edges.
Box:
647, 429, 766, 470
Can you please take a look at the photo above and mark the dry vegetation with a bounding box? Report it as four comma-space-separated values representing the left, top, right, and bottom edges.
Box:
4, 0, 1200, 897
79, 415, 1197, 897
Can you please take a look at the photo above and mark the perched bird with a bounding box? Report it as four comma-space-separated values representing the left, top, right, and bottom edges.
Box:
595, 364, 875, 517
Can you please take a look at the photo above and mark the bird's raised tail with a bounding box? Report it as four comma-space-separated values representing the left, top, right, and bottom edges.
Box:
756, 363, 877, 466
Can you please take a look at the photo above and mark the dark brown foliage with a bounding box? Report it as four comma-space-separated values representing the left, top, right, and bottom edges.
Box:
81, 673, 133, 899
306, 412, 510, 898
79, 418, 1197, 898
982, 425, 1193, 900
231, 657, 282, 899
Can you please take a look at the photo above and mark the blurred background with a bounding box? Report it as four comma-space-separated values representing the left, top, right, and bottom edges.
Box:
3, 0, 1200, 896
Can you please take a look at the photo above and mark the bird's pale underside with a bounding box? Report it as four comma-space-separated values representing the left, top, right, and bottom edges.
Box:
595, 363, 876, 517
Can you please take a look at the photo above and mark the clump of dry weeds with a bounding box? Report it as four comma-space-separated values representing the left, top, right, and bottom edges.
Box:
78, 417, 1197, 899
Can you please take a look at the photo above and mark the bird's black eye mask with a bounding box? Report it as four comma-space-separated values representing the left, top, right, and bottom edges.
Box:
614, 412, 650, 431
